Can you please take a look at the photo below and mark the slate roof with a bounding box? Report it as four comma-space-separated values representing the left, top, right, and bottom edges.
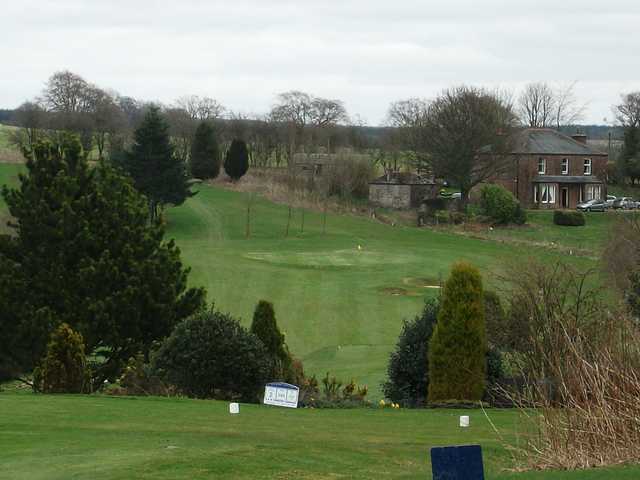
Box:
512, 128, 606, 156
532, 175, 604, 184
369, 172, 436, 185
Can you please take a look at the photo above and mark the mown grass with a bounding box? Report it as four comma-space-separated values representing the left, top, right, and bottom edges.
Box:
1, 393, 639, 479
0, 163, 604, 397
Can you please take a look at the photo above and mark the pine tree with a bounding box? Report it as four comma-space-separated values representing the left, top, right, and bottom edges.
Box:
0, 133, 205, 383
119, 105, 194, 220
190, 121, 220, 179
224, 139, 249, 181
428, 262, 486, 402
250, 300, 290, 378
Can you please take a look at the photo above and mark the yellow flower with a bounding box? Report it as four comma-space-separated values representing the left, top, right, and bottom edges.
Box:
379, 399, 386, 408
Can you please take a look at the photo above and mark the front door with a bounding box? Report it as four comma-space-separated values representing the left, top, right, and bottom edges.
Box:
561, 187, 569, 208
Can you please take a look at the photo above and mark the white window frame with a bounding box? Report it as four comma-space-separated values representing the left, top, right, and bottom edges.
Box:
538, 158, 546, 174
534, 183, 556, 204
585, 184, 601, 201
561, 158, 569, 175
583, 158, 592, 175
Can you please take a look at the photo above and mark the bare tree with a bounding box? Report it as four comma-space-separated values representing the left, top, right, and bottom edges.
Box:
518, 82, 585, 128
421, 86, 518, 209
165, 107, 197, 163
385, 97, 429, 167
11, 101, 47, 151
554, 82, 586, 128
176, 95, 225, 121
615, 91, 640, 128
518, 82, 556, 128
91, 89, 126, 160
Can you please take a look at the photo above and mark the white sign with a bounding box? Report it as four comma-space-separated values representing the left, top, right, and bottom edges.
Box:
263, 382, 299, 408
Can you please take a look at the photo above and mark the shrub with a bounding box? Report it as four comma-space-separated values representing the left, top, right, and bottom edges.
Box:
224, 139, 249, 181
190, 121, 220, 179
479, 184, 527, 225
34, 323, 91, 394
382, 299, 439, 408
301, 372, 369, 408
553, 210, 585, 226
116, 353, 173, 396
152, 310, 270, 402
484, 290, 507, 348
250, 300, 291, 380
428, 262, 486, 403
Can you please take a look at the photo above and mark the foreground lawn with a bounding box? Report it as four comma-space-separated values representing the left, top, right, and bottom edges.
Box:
1, 393, 638, 479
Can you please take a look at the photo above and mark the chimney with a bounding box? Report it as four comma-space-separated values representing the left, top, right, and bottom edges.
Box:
571, 132, 587, 144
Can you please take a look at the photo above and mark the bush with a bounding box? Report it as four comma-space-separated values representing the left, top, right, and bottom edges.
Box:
224, 139, 249, 181
382, 299, 439, 408
115, 353, 173, 396
152, 310, 270, 401
301, 372, 369, 408
250, 300, 291, 380
321, 154, 375, 199
34, 323, 91, 394
479, 184, 527, 225
428, 262, 486, 403
553, 210, 585, 226
484, 290, 507, 348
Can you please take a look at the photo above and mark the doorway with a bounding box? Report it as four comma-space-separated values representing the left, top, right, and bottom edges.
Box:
561, 187, 569, 208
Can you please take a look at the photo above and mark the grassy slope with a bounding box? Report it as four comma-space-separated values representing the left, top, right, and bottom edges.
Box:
0, 164, 604, 396
1, 393, 639, 479
165, 185, 596, 396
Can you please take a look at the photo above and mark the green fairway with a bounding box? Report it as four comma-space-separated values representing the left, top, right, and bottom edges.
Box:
164, 184, 596, 396
0, 163, 604, 396
1, 393, 638, 479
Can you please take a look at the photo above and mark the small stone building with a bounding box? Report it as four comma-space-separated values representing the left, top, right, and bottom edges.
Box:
369, 172, 439, 209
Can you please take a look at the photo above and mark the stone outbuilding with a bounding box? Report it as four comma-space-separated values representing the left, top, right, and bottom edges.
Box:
369, 172, 439, 209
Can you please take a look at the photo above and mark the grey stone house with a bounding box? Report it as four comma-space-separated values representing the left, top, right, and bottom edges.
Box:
369, 172, 439, 209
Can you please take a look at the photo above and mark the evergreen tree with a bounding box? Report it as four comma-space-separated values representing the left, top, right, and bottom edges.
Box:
428, 262, 486, 402
250, 300, 290, 378
0, 133, 205, 383
119, 105, 194, 220
190, 121, 220, 179
623, 126, 640, 184
224, 139, 249, 181
382, 299, 439, 407
34, 323, 90, 394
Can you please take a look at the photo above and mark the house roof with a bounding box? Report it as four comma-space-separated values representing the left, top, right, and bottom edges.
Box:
512, 128, 606, 156
532, 175, 604, 184
369, 172, 437, 186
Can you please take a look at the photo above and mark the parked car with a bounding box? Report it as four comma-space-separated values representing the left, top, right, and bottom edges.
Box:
612, 197, 636, 210
577, 199, 608, 212
606, 195, 617, 206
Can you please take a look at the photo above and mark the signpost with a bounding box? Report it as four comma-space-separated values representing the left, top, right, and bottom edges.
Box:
263, 382, 299, 408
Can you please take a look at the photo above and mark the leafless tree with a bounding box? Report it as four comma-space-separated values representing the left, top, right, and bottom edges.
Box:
91, 89, 127, 160
164, 107, 197, 163
615, 92, 640, 128
270, 91, 348, 158
385, 97, 430, 166
42, 70, 94, 115
518, 82, 585, 128
421, 86, 518, 209
176, 95, 225, 121
518, 82, 556, 128
11, 101, 47, 151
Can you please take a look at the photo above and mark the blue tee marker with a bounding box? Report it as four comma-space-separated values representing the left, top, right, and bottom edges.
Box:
430, 444, 485, 480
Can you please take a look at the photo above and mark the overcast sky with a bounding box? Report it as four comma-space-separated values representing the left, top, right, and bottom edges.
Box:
1, 0, 638, 125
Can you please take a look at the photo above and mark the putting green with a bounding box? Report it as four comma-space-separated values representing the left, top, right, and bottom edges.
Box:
244, 248, 421, 268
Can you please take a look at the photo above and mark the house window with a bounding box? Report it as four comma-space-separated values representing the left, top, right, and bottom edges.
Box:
562, 158, 569, 175
534, 184, 556, 204
584, 158, 592, 175
538, 158, 546, 174
585, 184, 601, 201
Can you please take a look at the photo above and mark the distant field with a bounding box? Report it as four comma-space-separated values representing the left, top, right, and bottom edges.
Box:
2, 393, 639, 479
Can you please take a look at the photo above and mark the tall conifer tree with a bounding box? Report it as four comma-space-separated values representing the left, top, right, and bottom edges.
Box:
190, 121, 220, 179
